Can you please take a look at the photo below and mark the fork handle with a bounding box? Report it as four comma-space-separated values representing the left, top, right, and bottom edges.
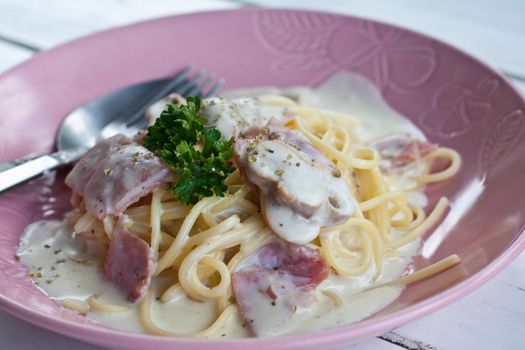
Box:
0, 148, 86, 193
0, 155, 41, 172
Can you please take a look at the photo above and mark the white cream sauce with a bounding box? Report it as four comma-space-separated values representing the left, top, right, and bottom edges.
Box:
17, 219, 419, 337
18, 71, 429, 338
18, 221, 224, 335
247, 139, 354, 244
199, 97, 289, 140
222, 71, 425, 142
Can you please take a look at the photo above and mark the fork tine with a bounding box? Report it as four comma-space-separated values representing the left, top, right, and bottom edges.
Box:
108, 66, 225, 133
178, 69, 205, 97
121, 65, 195, 127
202, 78, 225, 98
186, 75, 214, 97
98, 65, 193, 130
103, 65, 193, 126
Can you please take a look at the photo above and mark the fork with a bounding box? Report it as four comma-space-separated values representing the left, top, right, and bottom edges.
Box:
0, 65, 224, 192
99, 65, 224, 137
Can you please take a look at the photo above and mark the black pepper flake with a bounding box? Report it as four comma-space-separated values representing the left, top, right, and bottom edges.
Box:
271, 301, 276, 306
44, 244, 50, 249
296, 162, 300, 167
54, 249, 62, 255
55, 259, 66, 264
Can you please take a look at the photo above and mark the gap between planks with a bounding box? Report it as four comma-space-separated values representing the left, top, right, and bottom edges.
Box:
0, 33, 40, 52
378, 332, 439, 350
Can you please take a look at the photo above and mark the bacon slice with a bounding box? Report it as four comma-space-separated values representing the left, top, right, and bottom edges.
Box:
103, 228, 154, 301
232, 242, 329, 336
368, 133, 437, 172
65, 134, 132, 207
83, 144, 171, 220
65, 134, 171, 220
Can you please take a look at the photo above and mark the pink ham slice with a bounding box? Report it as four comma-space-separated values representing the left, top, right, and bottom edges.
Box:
103, 228, 154, 301
368, 133, 437, 172
83, 144, 171, 220
232, 241, 329, 336
65, 134, 132, 207
65, 134, 171, 220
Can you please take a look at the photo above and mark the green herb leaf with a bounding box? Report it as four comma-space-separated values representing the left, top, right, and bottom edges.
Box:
144, 96, 234, 204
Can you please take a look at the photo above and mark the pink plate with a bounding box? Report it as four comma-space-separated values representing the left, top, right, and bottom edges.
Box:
0, 8, 525, 350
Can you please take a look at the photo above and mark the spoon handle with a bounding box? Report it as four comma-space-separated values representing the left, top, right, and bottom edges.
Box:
0, 148, 86, 193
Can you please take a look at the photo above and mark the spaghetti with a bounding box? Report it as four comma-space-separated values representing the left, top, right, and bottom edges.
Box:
18, 80, 462, 338
65, 93, 461, 336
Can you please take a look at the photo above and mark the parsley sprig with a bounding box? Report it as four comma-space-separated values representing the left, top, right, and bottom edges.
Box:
143, 96, 234, 204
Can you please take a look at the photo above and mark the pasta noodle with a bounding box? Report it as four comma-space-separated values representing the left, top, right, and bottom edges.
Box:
88, 295, 129, 313
65, 94, 462, 337
62, 298, 90, 315
373, 254, 461, 288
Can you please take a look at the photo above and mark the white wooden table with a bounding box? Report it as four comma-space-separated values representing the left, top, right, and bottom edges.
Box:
0, 1, 524, 349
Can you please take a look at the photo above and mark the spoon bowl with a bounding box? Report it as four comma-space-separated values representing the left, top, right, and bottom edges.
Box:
57, 77, 174, 151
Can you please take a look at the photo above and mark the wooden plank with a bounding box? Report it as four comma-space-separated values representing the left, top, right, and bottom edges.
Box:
392, 252, 525, 349
0, 40, 33, 73
509, 78, 525, 95
339, 338, 404, 350
0, 0, 239, 49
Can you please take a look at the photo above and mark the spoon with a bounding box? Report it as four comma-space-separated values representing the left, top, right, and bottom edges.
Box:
0, 66, 223, 193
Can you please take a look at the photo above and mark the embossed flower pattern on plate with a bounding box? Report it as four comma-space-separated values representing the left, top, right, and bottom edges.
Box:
422, 77, 500, 137
254, 11, 437, 92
